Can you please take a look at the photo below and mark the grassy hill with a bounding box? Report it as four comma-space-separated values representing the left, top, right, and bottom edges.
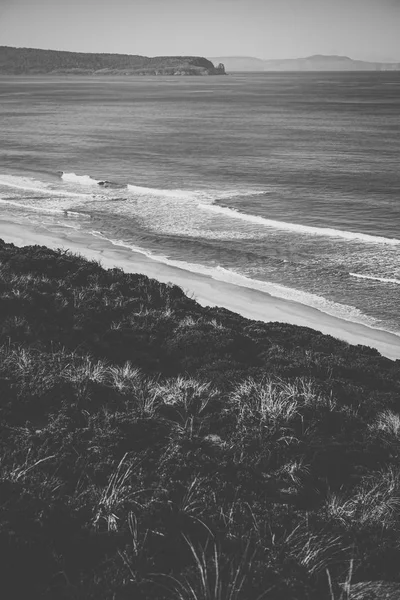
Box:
0, 46, 225, 76
1, 238, 400, 599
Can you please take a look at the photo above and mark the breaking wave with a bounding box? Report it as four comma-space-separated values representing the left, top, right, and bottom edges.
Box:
350, 273, 400, 285
0, 174, 92, 198
61, 172, 126, 189
61, 172, 100, 186
60, 172, 267, 201
200, 203, 400, 245
127, 184, 266, 201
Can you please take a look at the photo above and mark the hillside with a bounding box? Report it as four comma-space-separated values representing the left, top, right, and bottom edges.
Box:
0, 46, 225, 76
209, 54, 400, 72
1, 238, 400, 599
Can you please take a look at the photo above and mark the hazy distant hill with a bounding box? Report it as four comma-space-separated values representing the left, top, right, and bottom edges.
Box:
207, 56, 267, 71
209, 54, 400, 72
0, 46, 225, 76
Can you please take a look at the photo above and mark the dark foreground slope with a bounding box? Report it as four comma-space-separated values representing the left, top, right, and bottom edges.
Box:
1, 239, 400, 600
0, 46, 225, 75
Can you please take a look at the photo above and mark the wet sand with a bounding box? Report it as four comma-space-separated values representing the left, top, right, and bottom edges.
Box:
1, 218, 400, 361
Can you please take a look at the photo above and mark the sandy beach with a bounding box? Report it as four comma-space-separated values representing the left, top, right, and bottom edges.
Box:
1, 217, 400, 361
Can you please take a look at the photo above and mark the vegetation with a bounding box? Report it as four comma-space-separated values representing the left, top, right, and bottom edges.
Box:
1, 238, 400, 599
0, 46, 225, 75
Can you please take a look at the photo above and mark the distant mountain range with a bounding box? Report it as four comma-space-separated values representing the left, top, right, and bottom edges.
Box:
0, 47, 225, 76
208, 54, 400, 72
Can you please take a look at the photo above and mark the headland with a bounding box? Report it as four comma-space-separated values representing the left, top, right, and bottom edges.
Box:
0, 46, 225, 75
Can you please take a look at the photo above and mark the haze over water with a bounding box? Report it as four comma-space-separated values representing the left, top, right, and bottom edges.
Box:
1, 72, 399, 335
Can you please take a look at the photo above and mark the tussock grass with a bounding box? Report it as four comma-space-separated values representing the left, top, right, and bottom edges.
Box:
3, 451, 56, 483
207, 319, 226, 330
177, 317, 226, 331
276, 458, 310, 488
373, 410, 400, 439
284, 523, 347, 576
325, 467, 400, 529
108, 362, 142, 393
63, 356, 109, 385
161, 537, 261, 600
176, 476, 210, 522
230, 378, 300, 425
178, 316, 201, 328
92, 453, 150, 532
151, 377, 218, 419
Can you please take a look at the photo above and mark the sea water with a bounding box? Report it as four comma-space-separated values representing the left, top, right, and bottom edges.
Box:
0, 73, 399, 334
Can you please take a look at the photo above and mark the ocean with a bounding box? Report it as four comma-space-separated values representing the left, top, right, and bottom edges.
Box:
0, 72, 399, 335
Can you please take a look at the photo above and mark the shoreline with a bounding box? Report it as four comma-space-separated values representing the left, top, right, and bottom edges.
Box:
1, 217, 400, 361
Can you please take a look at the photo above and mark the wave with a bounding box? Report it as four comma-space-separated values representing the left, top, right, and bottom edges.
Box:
5, 170, 398, 248
61, 172, 101, 186
60, 173, 195, 198
200, 204, 400, 246
127, 184, 267, 201
6, 171, 265, 203
350, 273, 400, 285
62, 172, 267, 201
0, 175, 91, 199
88, 230, 379, 329
60, 174, 261, 201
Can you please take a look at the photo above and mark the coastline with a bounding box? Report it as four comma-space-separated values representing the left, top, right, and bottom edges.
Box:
1, 217, 400, 361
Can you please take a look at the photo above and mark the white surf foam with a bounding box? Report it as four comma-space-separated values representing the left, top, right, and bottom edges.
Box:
350, 273, 400, 285
61, 172, 100, 186
213, 266, 377, 326
1, 172, 267, 208
127, 184, 267, 201
58, 171, 268, 202
64, 210, 90, 218
60, 171, 268, 202
200, 204, 400, 246
0, 174, 92, 199
0, 198, 90, 219
0, 198, 64, 215
127, 184, 196, 199
88, 231, 381, 329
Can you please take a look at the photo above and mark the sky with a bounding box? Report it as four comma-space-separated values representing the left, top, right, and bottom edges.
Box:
1, 0, 400, 62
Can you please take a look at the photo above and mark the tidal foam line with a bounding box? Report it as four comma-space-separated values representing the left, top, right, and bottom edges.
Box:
350, 273, 400, 285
